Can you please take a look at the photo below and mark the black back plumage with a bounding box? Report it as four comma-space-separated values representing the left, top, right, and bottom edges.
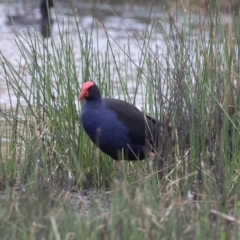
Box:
104, 99, 160, 148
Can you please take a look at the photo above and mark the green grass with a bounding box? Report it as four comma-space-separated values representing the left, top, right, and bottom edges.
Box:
1, 1, 240, 239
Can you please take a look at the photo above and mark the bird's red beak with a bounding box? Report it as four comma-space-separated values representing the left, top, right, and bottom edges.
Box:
78, 81, 95, 101
78, 89, 88, 101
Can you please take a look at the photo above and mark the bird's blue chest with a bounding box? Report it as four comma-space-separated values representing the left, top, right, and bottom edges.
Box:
81, 100, 130, 148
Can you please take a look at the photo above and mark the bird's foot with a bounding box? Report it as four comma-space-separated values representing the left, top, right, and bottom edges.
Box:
148, 152, 156, 159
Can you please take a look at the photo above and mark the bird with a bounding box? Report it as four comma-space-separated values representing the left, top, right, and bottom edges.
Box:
6, 0, 54, 38
40, 0, 54, 38
78, 81, 161, 167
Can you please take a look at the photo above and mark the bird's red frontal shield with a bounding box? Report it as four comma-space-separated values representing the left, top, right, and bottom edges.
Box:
78, 81, 94, 100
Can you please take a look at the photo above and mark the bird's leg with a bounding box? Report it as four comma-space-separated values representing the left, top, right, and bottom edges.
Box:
115, 161, 125, 182
115, 161, 123, 170
115, 149, 125, 170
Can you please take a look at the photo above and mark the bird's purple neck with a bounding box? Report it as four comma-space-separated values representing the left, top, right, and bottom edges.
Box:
83, 97, 103, 109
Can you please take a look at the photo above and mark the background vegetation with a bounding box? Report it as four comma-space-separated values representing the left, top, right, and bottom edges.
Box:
1, 1, 240, 239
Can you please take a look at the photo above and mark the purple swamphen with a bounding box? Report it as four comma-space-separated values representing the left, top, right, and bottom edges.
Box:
78, 81, 161, 166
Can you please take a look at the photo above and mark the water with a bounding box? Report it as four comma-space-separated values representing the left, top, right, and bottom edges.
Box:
0, 1, 232, 110
0, 0, 173, 109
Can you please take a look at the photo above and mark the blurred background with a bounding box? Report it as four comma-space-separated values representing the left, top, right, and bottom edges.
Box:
1, 0, 170, 107
0, 0, 237, 107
